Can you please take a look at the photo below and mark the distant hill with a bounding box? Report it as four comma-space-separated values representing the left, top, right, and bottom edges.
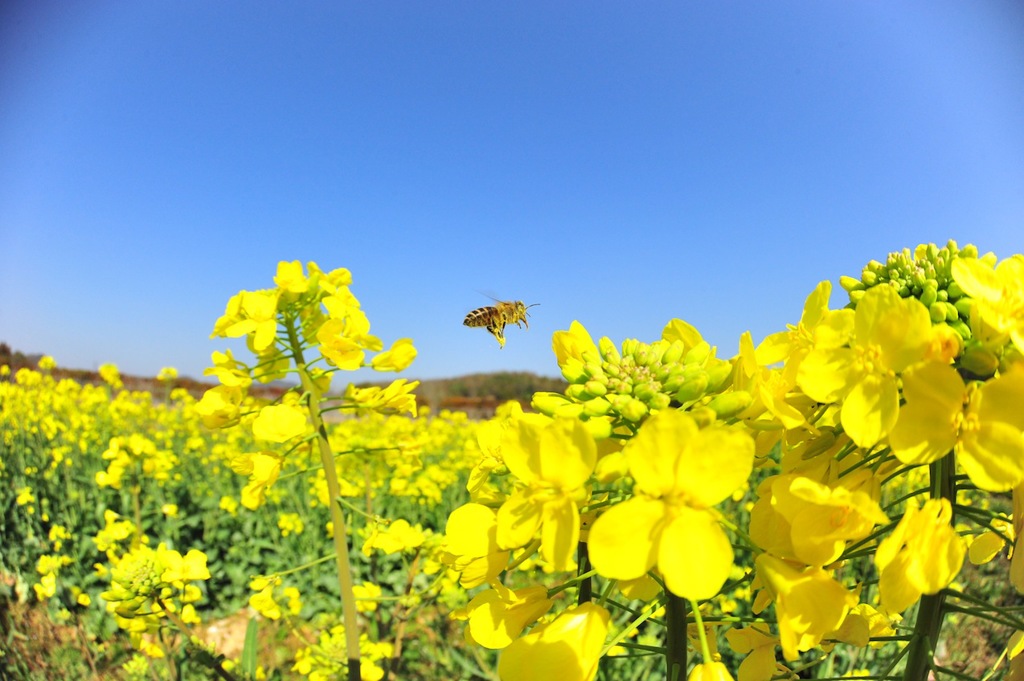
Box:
388, 371, 567, 416
0, 343, 566, 418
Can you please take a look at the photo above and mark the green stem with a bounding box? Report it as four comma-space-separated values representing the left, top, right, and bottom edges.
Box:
902, 453, 955, 681
665, 592, 687, 681
287, 316, 361, 681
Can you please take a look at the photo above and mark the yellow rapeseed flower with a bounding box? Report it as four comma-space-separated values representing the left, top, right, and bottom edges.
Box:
798, 285, 932, 448
874, 498, 965, 614
497, 603, 610, 681
495, 415, 597, 572
890, 362, 1024, 491
588, 410, 754, 600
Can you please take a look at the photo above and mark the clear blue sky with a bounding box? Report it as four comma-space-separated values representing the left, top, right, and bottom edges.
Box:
2, 2, 1023, 382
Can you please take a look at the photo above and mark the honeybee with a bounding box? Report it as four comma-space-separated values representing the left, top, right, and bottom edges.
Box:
464, 299, 538, 348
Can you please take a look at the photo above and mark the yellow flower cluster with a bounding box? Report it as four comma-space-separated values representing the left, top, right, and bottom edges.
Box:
440, 242, 1024, 680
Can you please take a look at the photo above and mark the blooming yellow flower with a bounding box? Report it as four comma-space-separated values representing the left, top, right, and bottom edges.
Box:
278, 512, 305, 537
552, 321, 600, 381
227, 451, 285, 509
588, 410, 754, 599
99, 363, 123, 389
361, 519, 426, 556
750, 474, 887, 567
353, 581, 382, 613
725, 626, 778, 681
252, 404, 307, 443
214, 289, 281, 352
156, 366, 178, 382
344, 379, 419, 417
874, 498, 965, 614
890, 362, 1024, 491
757, 280, 834, 385
195, 385, 244, 429
495, 415, 597, 572
754, 553, 855, 661
952, 254, 1024, 353
370, 338, 417, 372
689, 661, 736, 681
797, 285, 932, 448
441, 503, 509, 588
250, 576, 284, 620
497, 603, 610, 681
454, 584, 554, 649
274, 259, 309, 294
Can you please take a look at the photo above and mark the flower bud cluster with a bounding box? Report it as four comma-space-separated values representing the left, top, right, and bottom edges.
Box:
536, 333, 732, 425
840, 240, 988, 341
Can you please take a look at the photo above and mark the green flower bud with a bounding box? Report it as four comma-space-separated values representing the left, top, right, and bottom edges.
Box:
554, 401, 586, 419
949, 320, 971, 341
584, 361, 606, 380
583, 397, 612, 417
661, 340, 685, 366
862, 269, 879, 287
621, 338, 640, 357
944, 302, 958, 322
684, 341, 712, 365
954, 298, 974, 320
583, 417, 613, 440
646, 342, 667, 365
849, 289, 866, 304
688, 406, 717, 428
707, 391, 753, 419
620, 398, 648, 423
567, 384, 590, 401
920, 285, 938, 308
928, 302, 948, 324
705, 361, 734, 393
599, 337, 621, 364
604, 362, 622, 378
674, 374, 709, 403
561, 360, 588, 384
654, 364, 673, 384
649, 392, 672, 411
839, 275, 865, 293
961, 243, 979, 259
960, 343, 999, 379
632, 380, 657, 401
584, 380, 608, 397
947, 281, 965, 299
532, 391, 574, 416
800, 428, 837, 459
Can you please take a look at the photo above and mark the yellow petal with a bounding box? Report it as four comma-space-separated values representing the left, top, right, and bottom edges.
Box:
658, 507, 733, 600
841, 373, 898, 448
541, 498, 579, 572
498, 603, 610, 681
890, 362, 962, 465
588, 496, 663, 581
445, 503, 500, 557
497, 490, 544, 551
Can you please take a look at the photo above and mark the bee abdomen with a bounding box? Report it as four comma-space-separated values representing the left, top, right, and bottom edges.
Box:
464, 307, 494, 327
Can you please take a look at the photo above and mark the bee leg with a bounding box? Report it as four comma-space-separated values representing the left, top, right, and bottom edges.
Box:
488, 323, 507, 348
